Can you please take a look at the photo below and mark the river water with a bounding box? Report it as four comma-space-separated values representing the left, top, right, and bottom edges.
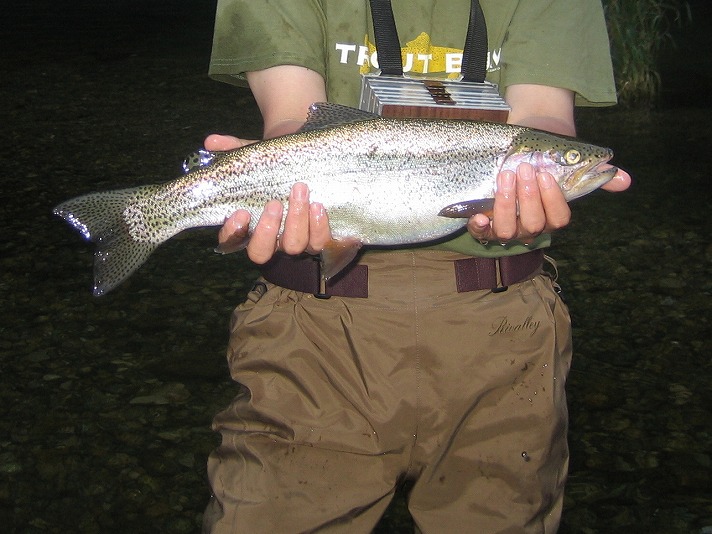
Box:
1, 1, 710, 532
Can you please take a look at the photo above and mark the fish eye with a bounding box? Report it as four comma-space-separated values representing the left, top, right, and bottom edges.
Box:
564, 149, 581, 165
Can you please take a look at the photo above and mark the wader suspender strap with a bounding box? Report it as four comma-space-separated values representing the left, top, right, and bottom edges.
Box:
367, 0, 488, 82
368, 0, 404, 76
461, 0, 488, 82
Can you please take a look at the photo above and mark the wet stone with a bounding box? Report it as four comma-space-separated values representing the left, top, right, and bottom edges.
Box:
129, 382, 191, 405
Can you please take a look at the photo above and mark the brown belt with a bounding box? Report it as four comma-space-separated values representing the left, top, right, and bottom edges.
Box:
259, 249, 544, 298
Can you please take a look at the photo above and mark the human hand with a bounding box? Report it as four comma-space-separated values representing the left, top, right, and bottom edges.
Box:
466, 162, 631, 244
206, 134, 332, 265
222, 182, 332, 264
204, 133, 257, 151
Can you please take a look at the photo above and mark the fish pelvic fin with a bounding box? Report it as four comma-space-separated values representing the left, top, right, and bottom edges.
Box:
439, 199, 495, 219
53, 187, 159, 296
320, 238, 363, 280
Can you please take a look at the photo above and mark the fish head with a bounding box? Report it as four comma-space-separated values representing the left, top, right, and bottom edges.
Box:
503, 131, 617, 201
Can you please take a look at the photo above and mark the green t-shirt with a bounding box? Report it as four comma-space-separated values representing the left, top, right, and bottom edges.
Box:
208, 0, 617, 258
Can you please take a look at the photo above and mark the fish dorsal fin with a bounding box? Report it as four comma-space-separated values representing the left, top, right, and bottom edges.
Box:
298, 103, 380, 133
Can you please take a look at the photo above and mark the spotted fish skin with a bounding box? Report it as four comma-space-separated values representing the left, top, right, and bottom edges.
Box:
53, 103, 616, 296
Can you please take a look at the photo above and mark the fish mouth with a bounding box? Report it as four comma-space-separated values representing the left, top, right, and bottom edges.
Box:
564, 155, 617, 200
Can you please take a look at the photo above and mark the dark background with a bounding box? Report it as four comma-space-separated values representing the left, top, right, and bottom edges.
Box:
1, 1, 710, 532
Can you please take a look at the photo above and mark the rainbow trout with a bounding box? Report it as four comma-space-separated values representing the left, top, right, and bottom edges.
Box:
53, 103, 617, 296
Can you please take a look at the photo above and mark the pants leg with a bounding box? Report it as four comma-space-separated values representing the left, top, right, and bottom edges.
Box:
203, 252, 572, 534
406, 274, 572, 534
204, 273, 421, 533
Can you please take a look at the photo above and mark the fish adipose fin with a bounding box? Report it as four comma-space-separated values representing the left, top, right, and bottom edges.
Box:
320, 238, 364, 279
53, 187, 158, 296
438, 199, 495, 219
181, 148, 232, 174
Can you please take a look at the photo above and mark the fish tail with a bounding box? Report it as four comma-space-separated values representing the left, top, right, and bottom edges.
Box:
53, 187, 159, 296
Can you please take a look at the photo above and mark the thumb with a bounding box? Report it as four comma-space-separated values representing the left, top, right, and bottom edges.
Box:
204, 133, 256, 151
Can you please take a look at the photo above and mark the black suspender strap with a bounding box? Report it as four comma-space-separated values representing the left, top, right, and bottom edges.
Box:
461, 0, 488, 82
368, 0, 404, 76
368, 0, 488, 82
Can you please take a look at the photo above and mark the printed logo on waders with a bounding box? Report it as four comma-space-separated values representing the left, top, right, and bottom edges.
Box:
487, 316, 540, 338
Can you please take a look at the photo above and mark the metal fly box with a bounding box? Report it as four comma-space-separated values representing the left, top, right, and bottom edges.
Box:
359, 74, 510, 122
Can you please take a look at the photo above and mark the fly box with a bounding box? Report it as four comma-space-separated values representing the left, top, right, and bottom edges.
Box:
359, 74, 510, 122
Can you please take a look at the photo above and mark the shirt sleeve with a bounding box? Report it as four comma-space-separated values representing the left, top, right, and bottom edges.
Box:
209, 0, 327, 86
498, 0, 617, 106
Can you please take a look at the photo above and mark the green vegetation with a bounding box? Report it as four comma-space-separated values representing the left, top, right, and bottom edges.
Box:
603, 0, 690, 106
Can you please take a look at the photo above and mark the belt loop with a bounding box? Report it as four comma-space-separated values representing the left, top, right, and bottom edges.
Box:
543, 254, 559, 282
543, 254, 563, 295
247, 281, 269, 303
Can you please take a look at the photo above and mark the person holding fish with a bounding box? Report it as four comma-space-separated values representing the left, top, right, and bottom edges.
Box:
200, 1, 632, 532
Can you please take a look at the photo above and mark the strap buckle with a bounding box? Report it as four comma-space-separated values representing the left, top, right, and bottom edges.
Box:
313, 258, 332, 299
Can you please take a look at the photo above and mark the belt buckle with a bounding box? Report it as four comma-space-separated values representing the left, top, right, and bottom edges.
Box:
313, 258, 331, 299
492, 258, 509, 293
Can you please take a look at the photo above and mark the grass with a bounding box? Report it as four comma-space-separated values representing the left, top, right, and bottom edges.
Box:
603, 0, 690, 106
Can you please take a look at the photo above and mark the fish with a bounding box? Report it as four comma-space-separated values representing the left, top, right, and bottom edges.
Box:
53, 102, 617, 296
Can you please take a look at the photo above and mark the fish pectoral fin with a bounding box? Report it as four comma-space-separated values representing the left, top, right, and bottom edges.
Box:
320, 238, 363, 280
438, 199, 495, 219
214, 231, 252, 255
